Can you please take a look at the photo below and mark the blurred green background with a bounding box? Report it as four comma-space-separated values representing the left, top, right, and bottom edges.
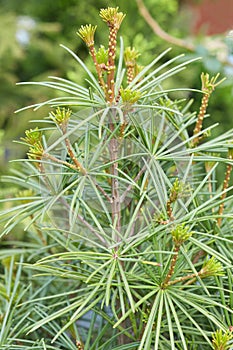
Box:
0, 0, 233, 172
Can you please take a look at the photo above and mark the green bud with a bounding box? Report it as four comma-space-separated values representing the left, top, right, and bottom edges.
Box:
120, 88, 142, 104
170, 178, 183, 202
99, 7, 126, 29
21, 127, 42, 145
201, 72, 225, 95
199, 257, 224, 278
124, 47, 140, 67
49, 107, 72, 125
21, 128, 44, 161
77, 24, 97, 47
212, 329, 233, 350
171, 224, 192, 245
154, 211, 168, 224
96, 45, 108, 65
28, 143, 44, 160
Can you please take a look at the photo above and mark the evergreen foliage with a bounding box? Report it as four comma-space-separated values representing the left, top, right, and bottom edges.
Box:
1, 6, 233, 350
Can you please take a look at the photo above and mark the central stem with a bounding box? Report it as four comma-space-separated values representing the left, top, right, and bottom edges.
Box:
109, 111, 121, 243
106, 26, 117, 103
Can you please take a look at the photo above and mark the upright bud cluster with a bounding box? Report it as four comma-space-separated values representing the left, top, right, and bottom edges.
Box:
77, 7, 144, 110
77, 24, 106, 92
124, 47, 140, 84
77, 25, 97, 47
192, 73, 225, 146
162, 224, 192, 287
120, 88, 142, 104
77, 7, 126, 104
100, 7, 126, 103
21, 128, 44, 162
77, 7, 144, 109
49, 107, 72, 126
171, 223, 192, 246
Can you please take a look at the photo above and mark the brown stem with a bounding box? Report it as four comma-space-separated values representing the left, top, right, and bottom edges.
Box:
107, 27, 117, 103
166, 199, 175, 221
43, 153, 78, 171
45, 152, 112, 203
89, 45, 106, 93
91, 177, 113, 203
217, 162, 233, 227
170, 267, 207, 286
168, 271, 198, 286
77, 212, 107, 243
60, 125, 87, 174
162, 244, 180, 287
37, 160, 53, 191
126, 65, 135, 84
192, 249, 206, 265
108, 111, 121, 244
192, 92, 209, 146
66, 139, 85, 172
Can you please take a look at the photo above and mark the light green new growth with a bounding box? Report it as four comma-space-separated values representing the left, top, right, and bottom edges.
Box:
120, 88, 142, 104
212, 329, 233, 350
96, 45, 108, 65
77, 24, 97, 47
1, 6, 233, 350
99, 7, 126, 29
171, 223, 192, 245
49, 107, 72, 125
199, 257, 224, 278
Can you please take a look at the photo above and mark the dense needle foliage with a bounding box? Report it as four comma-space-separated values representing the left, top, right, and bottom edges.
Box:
1, 7, 233, 350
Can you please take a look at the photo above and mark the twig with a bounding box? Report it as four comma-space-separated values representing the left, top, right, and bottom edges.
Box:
136, 0, 195, 51
43, 153, 78, 171
136, 0, 233, 69
162, 245, 180, 287
192, 73, 225, 147
168, 271, 198, 286
60, 123, 87, 174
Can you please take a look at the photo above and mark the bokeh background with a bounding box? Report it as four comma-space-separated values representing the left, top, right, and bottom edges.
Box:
0, 0, 233, 172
